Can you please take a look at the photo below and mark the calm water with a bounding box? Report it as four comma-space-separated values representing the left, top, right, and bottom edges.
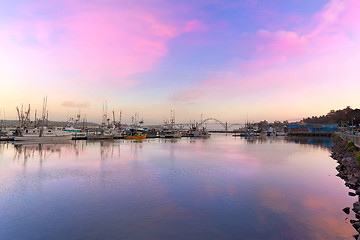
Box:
0, 134, 356, 239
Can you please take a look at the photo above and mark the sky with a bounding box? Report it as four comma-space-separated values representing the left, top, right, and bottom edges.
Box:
0, 0, 359, 124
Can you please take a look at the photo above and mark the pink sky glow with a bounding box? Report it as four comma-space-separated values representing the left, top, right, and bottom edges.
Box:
0, 0, 359, 123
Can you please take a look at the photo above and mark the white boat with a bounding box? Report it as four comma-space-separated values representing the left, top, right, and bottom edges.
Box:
64, 127, 88, 139
14, 128, 73, 142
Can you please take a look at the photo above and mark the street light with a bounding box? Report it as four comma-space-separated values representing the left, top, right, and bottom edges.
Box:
352, 117, 355, 135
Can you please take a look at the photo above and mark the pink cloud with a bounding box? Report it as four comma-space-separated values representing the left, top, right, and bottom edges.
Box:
240, 0, 360, 72
184, 19, 208, 32
0, 0, 186, 91
169, 89, 205, 103
171, 0, 360, 107
255, 30, 308, 56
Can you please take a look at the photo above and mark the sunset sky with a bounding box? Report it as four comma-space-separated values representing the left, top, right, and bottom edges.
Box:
1, 0, 359, 124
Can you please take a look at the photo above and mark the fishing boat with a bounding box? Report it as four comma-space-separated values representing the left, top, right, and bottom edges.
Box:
64, 115, 88, 140
123, 114, 147, 140
87, 104, 116, 140
0, 131, 13, 141
14, 127, 72, 142
193, 130, 211, 138
124, 132, 146, 140
160, 111, 182, 138
159, 129, 181, 138
186, 126, 211, 138
14, 97, 72, 142
87, 130, 114, 140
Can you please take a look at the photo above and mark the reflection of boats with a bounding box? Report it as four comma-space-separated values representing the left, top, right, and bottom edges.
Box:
13, 142, 71, 162
286, 137, 334, 148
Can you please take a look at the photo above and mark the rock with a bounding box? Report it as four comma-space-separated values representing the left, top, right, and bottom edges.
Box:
356, 187, 360, 195
353, 221, 360, 230
356, 212, 360, 219
350, 192, 357, 196
351, 219, 358, 224
344, 207, 351, 214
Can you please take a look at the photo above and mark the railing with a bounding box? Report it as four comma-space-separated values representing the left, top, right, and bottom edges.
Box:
339, 132, 360, 147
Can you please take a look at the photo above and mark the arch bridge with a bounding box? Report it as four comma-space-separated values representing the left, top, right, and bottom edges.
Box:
199, 118, 243, 131
173, 118, 244, 131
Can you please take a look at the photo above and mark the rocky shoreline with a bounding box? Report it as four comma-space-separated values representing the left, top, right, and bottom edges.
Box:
331, 134, 360, 239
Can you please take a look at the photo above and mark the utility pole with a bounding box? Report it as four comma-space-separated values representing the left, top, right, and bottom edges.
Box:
352, 117, 355, 135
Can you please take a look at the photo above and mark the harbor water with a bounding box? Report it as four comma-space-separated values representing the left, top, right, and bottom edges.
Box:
0, 134, 357, 239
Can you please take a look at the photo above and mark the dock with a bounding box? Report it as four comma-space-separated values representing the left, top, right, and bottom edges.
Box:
0, 137, 14, 141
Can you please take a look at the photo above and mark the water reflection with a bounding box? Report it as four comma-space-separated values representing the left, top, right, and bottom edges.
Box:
13, 142, 71, 165
0, 135, 355, 240
237, 135, 334, 149
286, 137, 334, 148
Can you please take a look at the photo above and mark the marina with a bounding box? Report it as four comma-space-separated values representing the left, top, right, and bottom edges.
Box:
1, 0, 359, 239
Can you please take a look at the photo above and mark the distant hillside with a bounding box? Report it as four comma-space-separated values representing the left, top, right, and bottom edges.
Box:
0, 120, 99, 127
302, 106, 360, 125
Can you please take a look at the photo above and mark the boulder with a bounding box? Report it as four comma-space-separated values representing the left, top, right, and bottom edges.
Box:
344, 207, 351, 214
350, 192, 357, 196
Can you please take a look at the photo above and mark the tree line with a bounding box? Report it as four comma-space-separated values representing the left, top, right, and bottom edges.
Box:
302, 106, 360, 125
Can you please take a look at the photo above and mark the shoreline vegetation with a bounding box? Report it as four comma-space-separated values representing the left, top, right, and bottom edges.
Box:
331, 134, 360, 238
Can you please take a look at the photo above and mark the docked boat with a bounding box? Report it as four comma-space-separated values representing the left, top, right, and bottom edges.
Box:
14, 128, 73, 142
187, 126, 211, 138
0, 129, 13, 141
124, 134, 146, 140
87, 130, 114, 140
124, 130, 146, 140
193, 130, 211, 138
64, 127, 88, 140
159, 129, 181, 138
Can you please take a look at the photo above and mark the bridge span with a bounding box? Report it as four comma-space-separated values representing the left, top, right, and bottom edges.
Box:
175, 118, 244, 131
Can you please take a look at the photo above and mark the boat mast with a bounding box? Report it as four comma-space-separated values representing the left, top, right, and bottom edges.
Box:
40, 96, 48, 137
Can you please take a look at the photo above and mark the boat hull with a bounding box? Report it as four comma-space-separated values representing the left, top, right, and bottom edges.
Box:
87, 134, 114, 140
14, 134, 73, 142
124, 135, 146, 140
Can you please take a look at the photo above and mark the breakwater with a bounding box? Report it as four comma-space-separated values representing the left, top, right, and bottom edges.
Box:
331, 134, 360, 238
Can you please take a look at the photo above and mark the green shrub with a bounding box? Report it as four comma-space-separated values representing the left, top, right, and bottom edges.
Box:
356, 152, 360, 165
347, 145, 358, 152
331, 133, 339, 138
346, 141, 355, 148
